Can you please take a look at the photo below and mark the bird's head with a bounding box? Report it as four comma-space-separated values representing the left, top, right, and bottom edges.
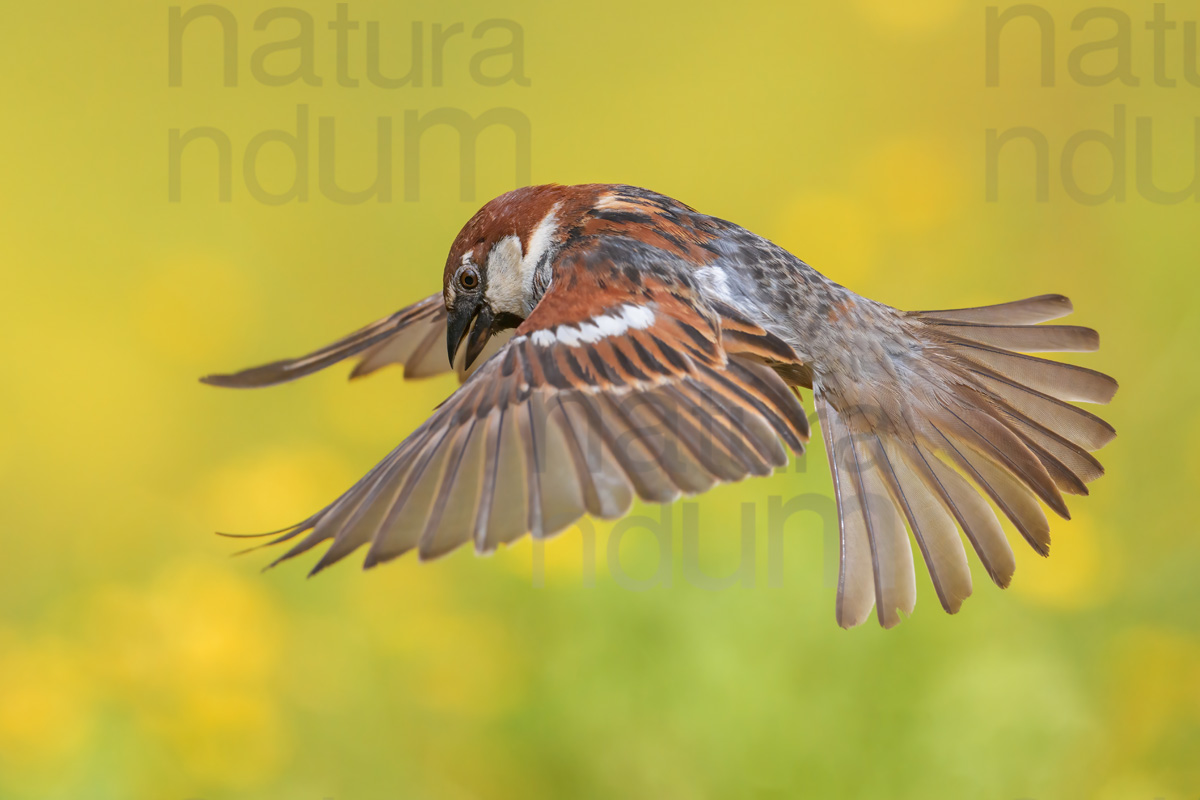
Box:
442, 184, 591, 368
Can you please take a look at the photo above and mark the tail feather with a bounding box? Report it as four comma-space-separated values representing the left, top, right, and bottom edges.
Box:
1009, 429, 1091, 497
918, 445, 1014, 588
932, 426, 1053, 555
818, 394, 878, 629
871, 436, 973, 614
916, 294, 1074, 325
968, 370, 1115, 451
935, 395, 1070, 518
820, 395, 919, 628
997, 405, 1105, 487
848, 429, 918, 629
919, 321, 1099, 353
814, 294, 1114, 626
946, 340, 1118, 404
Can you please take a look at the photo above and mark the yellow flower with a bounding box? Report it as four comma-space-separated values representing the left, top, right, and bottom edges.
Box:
88, 561, 288, 787
0, 633, 93, 772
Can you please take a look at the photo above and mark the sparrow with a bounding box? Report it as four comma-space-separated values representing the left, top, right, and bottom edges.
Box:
203, 183, 1117, 628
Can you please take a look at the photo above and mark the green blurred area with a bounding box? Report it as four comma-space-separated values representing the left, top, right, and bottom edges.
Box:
1, 0, 1197, 798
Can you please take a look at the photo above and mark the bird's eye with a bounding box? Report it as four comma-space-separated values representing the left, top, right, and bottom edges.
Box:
459, 268, 480, 290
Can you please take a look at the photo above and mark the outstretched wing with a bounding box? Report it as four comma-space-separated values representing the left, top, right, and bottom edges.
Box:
253, 244, 811, 575
201, 293, 509, 388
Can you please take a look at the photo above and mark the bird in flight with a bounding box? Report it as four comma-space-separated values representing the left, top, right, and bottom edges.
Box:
204, 184, 1116, 628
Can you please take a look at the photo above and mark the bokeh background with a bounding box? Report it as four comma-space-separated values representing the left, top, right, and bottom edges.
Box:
2, 0, 1198, 797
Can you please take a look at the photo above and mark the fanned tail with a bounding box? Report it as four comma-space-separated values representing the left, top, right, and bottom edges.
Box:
816, 295, 1116, 628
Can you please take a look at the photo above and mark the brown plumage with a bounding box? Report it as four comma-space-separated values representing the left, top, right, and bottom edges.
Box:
203, 184, 1117, 628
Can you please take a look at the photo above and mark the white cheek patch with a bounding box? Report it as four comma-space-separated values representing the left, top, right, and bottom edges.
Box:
482, 203, 563, 319
527, 304, 656, 348
484, 235, 525, 315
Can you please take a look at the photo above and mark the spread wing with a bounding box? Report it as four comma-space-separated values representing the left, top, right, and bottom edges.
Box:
200, 293, 509, 388
252, 244, 812, 574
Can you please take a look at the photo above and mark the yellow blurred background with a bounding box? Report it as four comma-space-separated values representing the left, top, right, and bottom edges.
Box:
2, 0, 1197, 797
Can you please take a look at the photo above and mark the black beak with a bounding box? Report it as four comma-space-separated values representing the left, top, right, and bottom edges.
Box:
446, 299, 475, 366
446, 300, 495, 371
